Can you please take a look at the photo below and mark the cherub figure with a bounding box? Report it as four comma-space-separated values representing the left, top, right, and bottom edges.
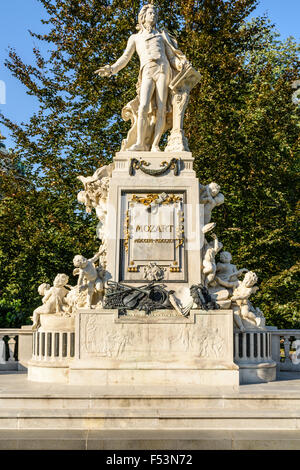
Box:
200, 183, 225, 226
202, 233, 223, 286
32, 274, 70, 330
77, 163, 113, 214
230, 271, 261, 331
73, 251, 104, 308
216, 251, 248, 285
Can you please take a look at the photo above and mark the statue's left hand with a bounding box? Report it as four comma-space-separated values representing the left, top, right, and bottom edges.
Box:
176, 59, 188, 72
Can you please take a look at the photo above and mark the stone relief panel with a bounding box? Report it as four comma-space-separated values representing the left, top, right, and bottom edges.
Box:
166, 324, 224, 359
80, 312, 228, 361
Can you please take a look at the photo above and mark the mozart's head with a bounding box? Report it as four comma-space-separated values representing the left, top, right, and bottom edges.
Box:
137, 4, 158, 30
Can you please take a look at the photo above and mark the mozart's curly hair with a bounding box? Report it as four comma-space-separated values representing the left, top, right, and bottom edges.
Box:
136, 3, 158, 31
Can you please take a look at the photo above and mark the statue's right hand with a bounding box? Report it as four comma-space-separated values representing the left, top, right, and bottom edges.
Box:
94, 65, 112, 77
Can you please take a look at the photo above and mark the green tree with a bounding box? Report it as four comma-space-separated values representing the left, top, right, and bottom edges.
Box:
0, 0, 299, 327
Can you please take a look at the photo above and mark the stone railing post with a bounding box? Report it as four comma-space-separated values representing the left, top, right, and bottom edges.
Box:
7, 336, 16, 362
0, 336, 6, 364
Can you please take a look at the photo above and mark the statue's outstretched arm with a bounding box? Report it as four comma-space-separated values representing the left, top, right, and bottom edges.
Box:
95, 35, 136, 77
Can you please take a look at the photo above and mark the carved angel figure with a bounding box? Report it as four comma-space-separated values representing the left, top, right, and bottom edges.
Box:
73, 250, 105, 308
216, 251, 248, 285
77, 163, 113, 214
202, 233, 223, 286
32, 274, 70, 330
230, 271, 261, 331
200, 182, 225, 226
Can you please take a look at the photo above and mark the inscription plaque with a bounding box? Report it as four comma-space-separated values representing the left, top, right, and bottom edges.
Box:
120, 191, 186, 282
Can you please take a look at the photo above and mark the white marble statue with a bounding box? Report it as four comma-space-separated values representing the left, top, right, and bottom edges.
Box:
208, 251, 248, 308
200, 183, 225, 226
73, 251, 105, 308
202, 233, 223, 286
77, 163, 113, 266
77, 163, 113, 214
95, 4, 199, 152
230, 271, 262, 331
216, 251, 248, 285
32, 274, 70, 330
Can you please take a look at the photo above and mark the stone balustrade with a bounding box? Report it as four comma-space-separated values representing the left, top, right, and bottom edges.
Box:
270, 329, 300, 372
28, 314, 75, 382
32, 330, 75, 362
0, 327, 33, 371
1, 324, 300, 377
234, 330, 272, 363
233, 329, 276, 384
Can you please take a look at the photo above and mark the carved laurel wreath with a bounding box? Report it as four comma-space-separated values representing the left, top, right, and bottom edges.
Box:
129, 158, 180, 176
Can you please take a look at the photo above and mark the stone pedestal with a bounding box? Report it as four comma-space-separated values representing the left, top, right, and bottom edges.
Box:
68, 308, 239, 388
234, 329, 276, 384
106, 151, 203, 305
28, 314, 75, 383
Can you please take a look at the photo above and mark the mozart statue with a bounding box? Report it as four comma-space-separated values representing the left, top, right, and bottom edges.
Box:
95, 3, 200, 152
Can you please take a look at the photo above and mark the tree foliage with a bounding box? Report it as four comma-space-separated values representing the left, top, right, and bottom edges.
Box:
0, 0, 299, 327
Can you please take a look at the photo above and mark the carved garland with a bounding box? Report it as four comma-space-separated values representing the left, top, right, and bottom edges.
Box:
129, 158, 180, 176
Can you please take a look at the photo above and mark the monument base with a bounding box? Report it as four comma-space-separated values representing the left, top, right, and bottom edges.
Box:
68, 365, 238, 387
70, 308, 239, 388
238, 362, 277, 384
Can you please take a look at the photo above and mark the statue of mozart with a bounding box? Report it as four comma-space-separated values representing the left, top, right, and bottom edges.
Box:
95, 3, 200, 152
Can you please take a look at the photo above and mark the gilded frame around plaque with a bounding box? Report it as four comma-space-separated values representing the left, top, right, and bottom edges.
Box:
119, 190, 187, 283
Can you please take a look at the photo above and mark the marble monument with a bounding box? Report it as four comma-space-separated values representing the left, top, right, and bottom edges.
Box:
28, 3, 276, 386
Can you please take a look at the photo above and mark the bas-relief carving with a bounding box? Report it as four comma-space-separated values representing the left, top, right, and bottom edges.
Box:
95, 4, 200, 152
82, 313, 225, 360
84, 315, 134, 357
167, 325, 225, 359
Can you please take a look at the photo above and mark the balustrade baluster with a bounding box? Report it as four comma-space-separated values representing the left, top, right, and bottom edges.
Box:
283, 337, 290, 362
8, 336, 16, 362
67, 332, 71, 358
0, 336, 6, 364
234, 333, 239, 361
242, 332, 247, 359
257, 332, 261, 358
250, 333, 254, 361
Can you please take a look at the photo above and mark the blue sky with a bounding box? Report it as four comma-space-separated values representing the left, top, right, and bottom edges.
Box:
0, 0, 299, 150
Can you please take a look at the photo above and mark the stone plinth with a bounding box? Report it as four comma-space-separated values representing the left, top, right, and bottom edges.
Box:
68, 308, 239, 388
28, 314, 75, 383
105, 151, 203, 305
234, 329, 276, 384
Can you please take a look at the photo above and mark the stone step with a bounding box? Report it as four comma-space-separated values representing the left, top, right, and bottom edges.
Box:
1, 429, 300, 450
1, 393, 300, 410
0, 407, 299, 431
